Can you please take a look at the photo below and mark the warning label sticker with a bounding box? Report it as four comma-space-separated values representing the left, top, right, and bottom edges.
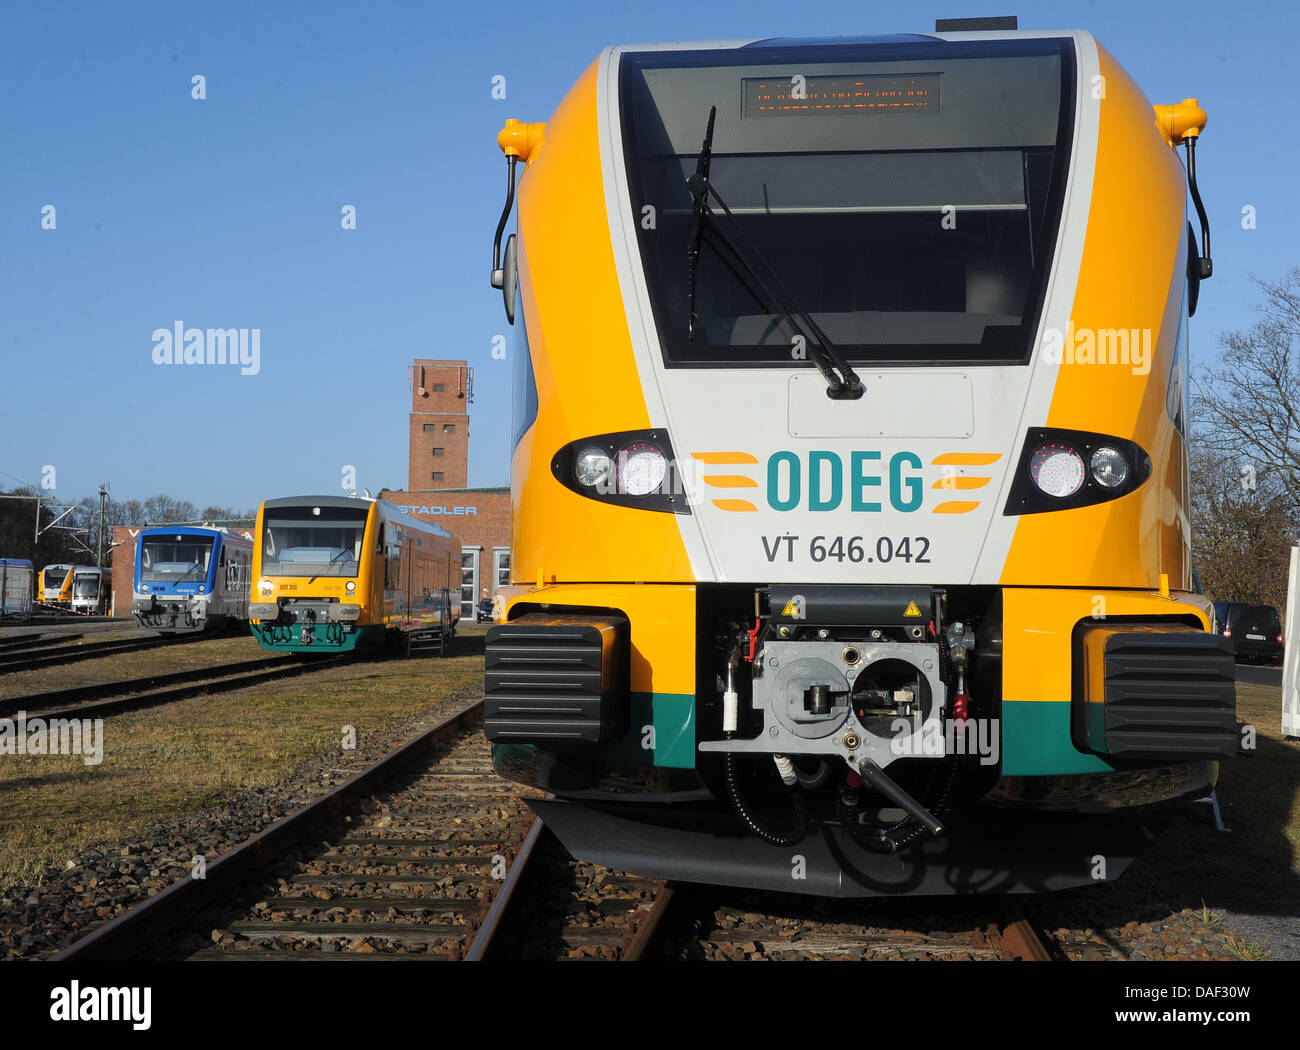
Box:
903, 601, 922, 618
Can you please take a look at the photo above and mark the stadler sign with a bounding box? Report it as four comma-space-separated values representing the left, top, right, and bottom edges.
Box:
400, 504, 478, 516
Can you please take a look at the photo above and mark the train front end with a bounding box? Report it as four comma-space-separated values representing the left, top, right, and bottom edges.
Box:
40, 564, 73, 607
133, 528, 223, 631
249, 496, 377, 652
486, 29, 1236, 895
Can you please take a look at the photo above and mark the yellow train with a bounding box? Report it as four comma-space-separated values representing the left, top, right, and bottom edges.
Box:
248, 495, 460, 652
38, 564, 75, 607
483, 23, 1235, 895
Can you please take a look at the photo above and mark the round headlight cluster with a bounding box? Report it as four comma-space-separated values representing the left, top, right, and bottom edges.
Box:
572, 441, 669, 496
619, 442, 668, 496
197, 584, 206, 594
1029, 441, 1132, 498
1089, 446, 1129, 489
259, 579, 273, 594
346, 580, 356, 593
574, 447, 613, 489
1029, 442, 1085, 497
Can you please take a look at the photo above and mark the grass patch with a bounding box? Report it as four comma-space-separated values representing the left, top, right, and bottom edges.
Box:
0, 629, 285, 699
1215, 683, 1300, 870
0, 650, 483, 893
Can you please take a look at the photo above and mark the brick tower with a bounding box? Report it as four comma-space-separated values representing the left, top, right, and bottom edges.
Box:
408, 360, 472, 491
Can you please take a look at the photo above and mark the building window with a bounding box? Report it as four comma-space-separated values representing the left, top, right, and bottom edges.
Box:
443, 424, 456, 433
493, 548, 511, 591
461, 548, 480, 619
432, 471, 444, 481
433, 383, 446, 392
433, 447, 445, 457
422, 424, 436, 431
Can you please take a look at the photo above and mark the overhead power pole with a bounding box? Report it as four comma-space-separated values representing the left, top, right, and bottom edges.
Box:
97, 483, 109, 567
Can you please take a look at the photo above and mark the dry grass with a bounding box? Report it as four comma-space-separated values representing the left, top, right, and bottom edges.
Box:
1219, 682, 1300, 867
0, 629, 283, 700
0, 651, 483, 891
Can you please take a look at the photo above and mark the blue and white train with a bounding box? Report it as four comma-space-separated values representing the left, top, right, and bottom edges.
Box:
131, 526, 254, 633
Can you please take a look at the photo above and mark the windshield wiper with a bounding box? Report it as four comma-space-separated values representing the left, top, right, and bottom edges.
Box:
685, 106, 716, 342
683, 108, 863, 400
308, 549, 354, 585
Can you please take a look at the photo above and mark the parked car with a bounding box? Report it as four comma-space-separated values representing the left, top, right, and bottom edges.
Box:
1211, 602, 1283, 664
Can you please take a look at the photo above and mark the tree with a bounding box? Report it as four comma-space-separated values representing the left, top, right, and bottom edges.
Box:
1189, 447, 1295, 610
141, 494, 197, 524
1191, 268, 1300, 611
1193, 268, 1300, 514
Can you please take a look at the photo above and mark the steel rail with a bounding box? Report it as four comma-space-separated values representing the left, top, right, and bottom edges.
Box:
50, 698, 486, 961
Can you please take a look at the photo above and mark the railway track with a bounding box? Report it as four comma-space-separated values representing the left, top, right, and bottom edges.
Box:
0, 653, 346, 722
477, 830, 1057, 961
46, 690, 1054, 963
0, 632, 85, 652
51, 698, 542, 962
0, 633, 204, 674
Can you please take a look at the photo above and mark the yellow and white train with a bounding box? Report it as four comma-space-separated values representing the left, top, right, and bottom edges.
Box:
249, 495, 460, 652
484, 24, 1235, 895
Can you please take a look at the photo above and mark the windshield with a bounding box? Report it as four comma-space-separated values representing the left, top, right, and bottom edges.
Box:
73, 574, 101, 597
261, 507, 367, 578
140, 538, 214, 584
43, 567, 70, 590
620, 39, 1073, 366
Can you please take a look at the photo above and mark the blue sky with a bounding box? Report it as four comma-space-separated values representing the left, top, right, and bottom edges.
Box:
1, 0, 1292, 510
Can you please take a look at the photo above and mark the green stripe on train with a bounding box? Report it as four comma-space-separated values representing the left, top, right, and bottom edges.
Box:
1001, 700, 1121, 776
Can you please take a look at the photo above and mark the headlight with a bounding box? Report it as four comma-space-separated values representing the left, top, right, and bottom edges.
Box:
197, 584, 206, 594
345, 581, 356, 593
574, 447, 614, 489
618, 442, 668, 496
1029, 442, 1085, 498
259, 579, 273, 594
141, 584, 149, 593
1089, 446, 1129, 489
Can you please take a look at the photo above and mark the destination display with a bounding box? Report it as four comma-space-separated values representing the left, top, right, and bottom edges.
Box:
742, 72, 940, 116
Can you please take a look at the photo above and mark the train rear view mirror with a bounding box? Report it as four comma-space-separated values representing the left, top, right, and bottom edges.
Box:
502, 234, 518, 326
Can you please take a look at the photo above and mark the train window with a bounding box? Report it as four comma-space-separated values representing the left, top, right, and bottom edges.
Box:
620, 38, 1074, 367
139, 536, 214, 583
1165, 290, 1189, 436
511, 275, 538, 448
261, 506, 367, 578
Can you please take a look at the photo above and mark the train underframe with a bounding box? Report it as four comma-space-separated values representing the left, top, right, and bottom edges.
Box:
486, 581, 1237, 896
132, 594, 229, 633
250, 598, 454, 652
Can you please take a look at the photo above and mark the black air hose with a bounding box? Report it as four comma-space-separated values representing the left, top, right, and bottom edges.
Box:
724, 750, 810, 847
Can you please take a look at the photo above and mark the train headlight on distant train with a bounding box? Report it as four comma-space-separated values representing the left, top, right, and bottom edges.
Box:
1028, 442, 1085, 498
197, 584, 205, 594
1089, 447, 1129, 489
574, 447, 614, 489
259, 579, 273, 594
346, 581, 356, 593
618, 442, 668, 496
